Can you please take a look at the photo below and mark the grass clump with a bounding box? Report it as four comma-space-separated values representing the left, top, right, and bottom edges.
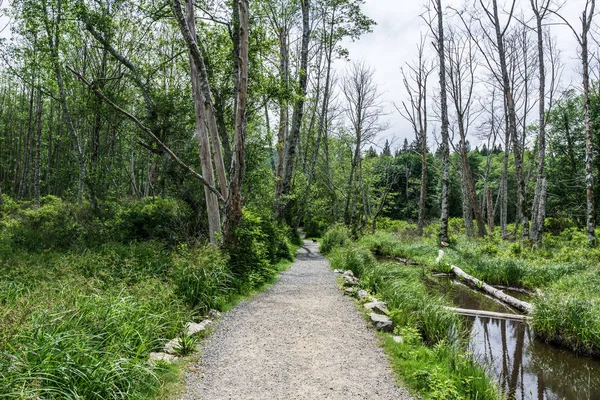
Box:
532, 268, 600, 356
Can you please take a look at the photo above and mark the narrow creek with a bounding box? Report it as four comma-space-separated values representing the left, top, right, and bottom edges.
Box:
427, 276, 600, 399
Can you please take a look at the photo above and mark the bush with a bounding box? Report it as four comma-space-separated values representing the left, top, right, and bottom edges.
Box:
227, 209, 293, 286
0, 196, 91, 250
111, 198, 195, 244
544, 217, 576, 235
320, 224, 350, 254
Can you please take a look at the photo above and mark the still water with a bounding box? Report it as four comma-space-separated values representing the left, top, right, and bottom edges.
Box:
429, 277, 600, 399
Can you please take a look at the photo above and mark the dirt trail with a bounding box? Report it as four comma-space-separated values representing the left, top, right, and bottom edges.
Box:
180, 240, 413, 400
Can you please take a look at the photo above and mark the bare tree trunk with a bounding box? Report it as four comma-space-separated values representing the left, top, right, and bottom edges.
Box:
18, 82, 34, 200
582, 3, 596, 245
529, 1, 550, 245
501, 108, 510, 237
399, 38, 431, 236
460, 163, 474, 237
275, 27, 289, 198
433, 0, 451, 243
33, 90, 43, 206
224, 0, 249, 246
280, 0, 310, 221
172, 0, 228, 200
185, 0, 222, 244
486, 186, 495, 232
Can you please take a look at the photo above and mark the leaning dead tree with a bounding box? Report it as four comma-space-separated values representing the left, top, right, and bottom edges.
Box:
398, 36, 433, 236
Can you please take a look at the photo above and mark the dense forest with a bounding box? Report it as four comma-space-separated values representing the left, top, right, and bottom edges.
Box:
1, 0, 600, 398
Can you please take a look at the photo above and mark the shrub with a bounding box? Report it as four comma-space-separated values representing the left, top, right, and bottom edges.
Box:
320, 224, 350, 254
0, 196, 91, 250
111, 198, 195, 244
544, 217, 576, 235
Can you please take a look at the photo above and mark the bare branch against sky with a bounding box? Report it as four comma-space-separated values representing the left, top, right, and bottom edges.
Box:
336, 0, 587, 150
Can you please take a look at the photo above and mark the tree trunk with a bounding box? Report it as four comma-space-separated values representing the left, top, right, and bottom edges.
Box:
33, 90, 43, 206
172, 0, 228, 200
529, 7, 547, 245
224, 0, 249, 246
486, 186, 495, 232
185, 0, 222, 244
275, 27, 289, 198
582, 7, 596, 245
434, 0, 451, 243
280, 0, 310, 221
460, 163, 474, 237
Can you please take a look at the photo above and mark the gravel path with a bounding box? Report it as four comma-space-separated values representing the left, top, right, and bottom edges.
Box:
180, 240, 413, 400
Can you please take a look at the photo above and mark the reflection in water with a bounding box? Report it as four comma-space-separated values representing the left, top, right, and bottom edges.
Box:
428, 276, 600, 399
469, 316, 600, 400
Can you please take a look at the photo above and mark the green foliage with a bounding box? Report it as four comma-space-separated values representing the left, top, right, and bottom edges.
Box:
319, 224, 350, 254
0, 278, 191, 399
0, 196, 90, 251
174, 331, 199, 357
303, 215, 329, 238
0, 196, 197, 253
532, 268, 600, 356
227, 209, 293, 286
328, 244, 375, 278
385, 335, 500, 400
110, 198, 195, 244
0, 196, 298, 399
359, 262, 459, 345
544, 217, 576, 235
172, 244, 232, 312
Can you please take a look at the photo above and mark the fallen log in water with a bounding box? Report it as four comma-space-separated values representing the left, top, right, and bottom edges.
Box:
450, 265, 534, 314
445, 307, 530, 322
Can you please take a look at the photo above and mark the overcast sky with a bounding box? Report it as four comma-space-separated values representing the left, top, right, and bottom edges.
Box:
337, 0, 589, 152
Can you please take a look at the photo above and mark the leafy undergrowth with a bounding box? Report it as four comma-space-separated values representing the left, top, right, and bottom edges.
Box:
0, 197, 298, 399
324, 229, 501, 400
355, 218, 600, 357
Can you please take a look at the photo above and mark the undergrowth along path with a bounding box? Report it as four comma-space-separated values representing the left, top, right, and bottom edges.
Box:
180, 240, 413, 400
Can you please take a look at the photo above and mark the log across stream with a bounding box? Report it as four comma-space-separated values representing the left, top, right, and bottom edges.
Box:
425, 274, 600, 400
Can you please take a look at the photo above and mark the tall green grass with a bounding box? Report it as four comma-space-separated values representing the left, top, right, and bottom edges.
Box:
532, 268, 600, 356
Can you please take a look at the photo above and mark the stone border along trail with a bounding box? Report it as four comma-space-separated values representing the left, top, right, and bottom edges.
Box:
180, 240, 414, 400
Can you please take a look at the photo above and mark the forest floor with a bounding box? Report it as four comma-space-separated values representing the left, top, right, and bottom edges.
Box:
179, 240, 413, 400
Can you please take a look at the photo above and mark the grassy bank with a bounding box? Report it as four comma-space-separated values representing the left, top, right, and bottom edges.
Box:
354, 219, 600, 357
322, 226, 501, 400
0, 196, 297, 398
